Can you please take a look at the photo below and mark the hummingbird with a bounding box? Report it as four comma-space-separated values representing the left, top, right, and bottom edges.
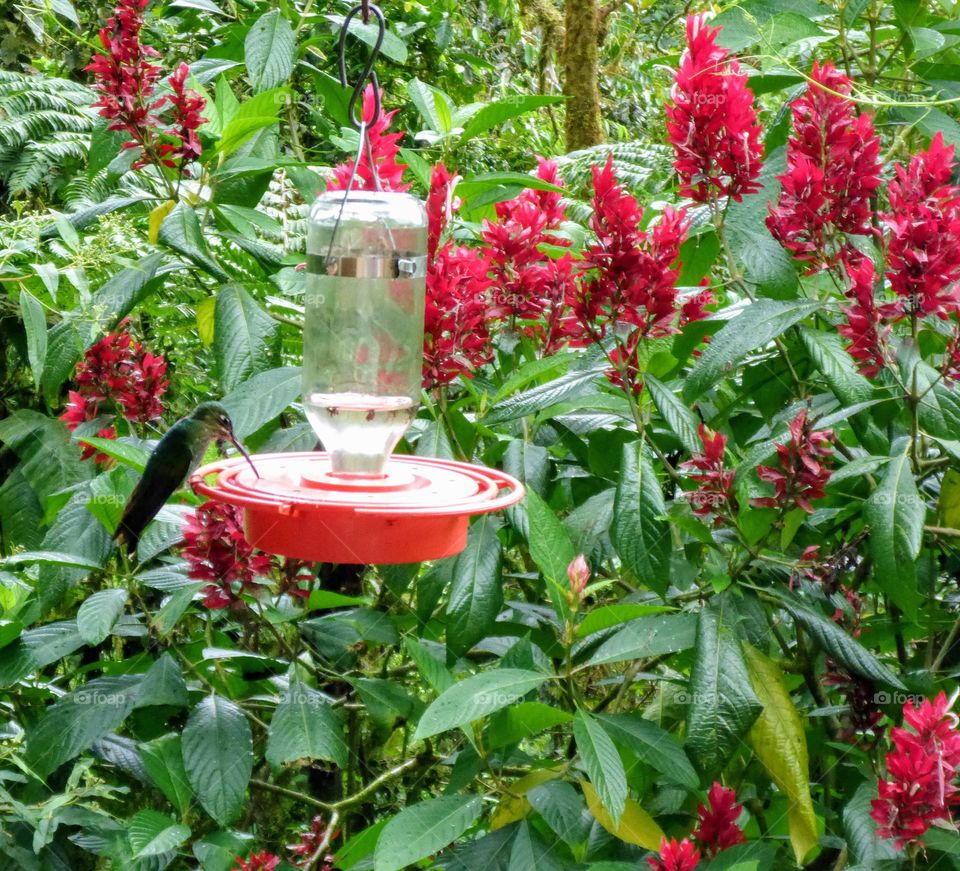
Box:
114, 402, 258, 555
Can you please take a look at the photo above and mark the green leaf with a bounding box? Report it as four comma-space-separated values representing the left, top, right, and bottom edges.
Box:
487, 702, 573, 748
683, 300, 820, 401
645, 375, 701, 454
76, 437, 149, 472
843, 780, 898, 867
485, 366, 601, 424
864, 445, 924, 620
585, 613, 697, 666
214, 285, 278, 392
685, 599, 762, 777
0, 467, 43, 551
407, 78, 450, 134
0, 550, 104, 570
576, 603, 673, 638
266, 678, 347, 768
769, 591, 905, 689
216, 88, 290, 156
593, 713, 699, 789
508, 821, 563, 871
742, 643, 818, 865
158, 204, 228, 280
182, 695, 253, 825
799, 327, 873, 405
414, 669, 550, 741
0, 410, 88, 505
140, 734, 194, 814
128, 810, 190, 858
373, 795, 482, 871
611, 442, 670, 596
524, 488, 576, 623
221, 366, 302, 439
328, 14, 408, 64
0, 620, 84, 687
446, 516, 503, 656
459, 95, 565, 143
574, 711, 627, 825
41, 320, 85, 407
19, 290, 47, 392
137, 653, 189, 708
26, 675, 141, 775
526, 780, 591, 847
77, 589, 128, 645
245, 10, 294, 92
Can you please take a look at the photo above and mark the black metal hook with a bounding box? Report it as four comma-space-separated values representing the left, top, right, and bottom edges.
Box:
337, 2, 385, 131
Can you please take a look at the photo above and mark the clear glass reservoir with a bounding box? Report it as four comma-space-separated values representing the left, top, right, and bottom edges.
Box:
304, 190, 428, 476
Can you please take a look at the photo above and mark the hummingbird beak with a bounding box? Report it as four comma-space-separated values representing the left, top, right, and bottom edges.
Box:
227, 431, 259, 478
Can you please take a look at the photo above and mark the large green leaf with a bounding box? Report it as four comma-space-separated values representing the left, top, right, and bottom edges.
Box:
19, 289, 47, 392
507, 821, 563, 871
245, 10, 294, 92
414, 669, 550, 740
77, 588, 128, 645
221, 366, 302, 439
373, 795, 482, 871
158, 204, 228, 280
843, 780, 898, 867
574, 711, 627, 825
770, 591, 904, 689
742, 643, 818, 865
87, 252, 166, 327
446, 515, 504, 656
594, 713, 699, 789
684, 599, 762, 776
645, 375, 701, 454
0, 467, 43, 550
128, 810, 190, 858
526, 781, 591, 847
0, 620, 84, 687
216, 88, 290, 156
864, 444, 924, 619
799, 327, 873, 405
683, 300, 820, 401
265, 678, 347, 768
485, 366, 602, 424
0, 410, 88, 505
139, 734, 193, 814
584, 613, 697, 666
214, 284, 278, 391
182, 695, 253, 825
459, 95, 565, 143
610, 442, 670, 596
26, 674, 141, 775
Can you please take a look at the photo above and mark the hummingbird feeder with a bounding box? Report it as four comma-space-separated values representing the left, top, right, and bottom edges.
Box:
190, 3, 523, 564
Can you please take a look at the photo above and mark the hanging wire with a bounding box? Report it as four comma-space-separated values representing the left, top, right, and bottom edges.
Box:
322, 3, 388, 271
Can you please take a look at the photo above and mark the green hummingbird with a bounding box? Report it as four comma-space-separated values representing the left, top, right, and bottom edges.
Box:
114, 402, 258, 554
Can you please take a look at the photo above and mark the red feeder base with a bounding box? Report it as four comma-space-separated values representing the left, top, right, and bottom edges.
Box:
189, 452, 524, 565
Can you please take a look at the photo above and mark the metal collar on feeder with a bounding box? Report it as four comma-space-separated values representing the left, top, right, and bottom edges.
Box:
189, 2, 525, 565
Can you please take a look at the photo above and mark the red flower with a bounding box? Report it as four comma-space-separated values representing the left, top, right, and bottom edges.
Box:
68, 324, 168, 424
60, 391, 117, 465
567, 554, 590, 599
665, 14, 763, 204
161, 62, 206, 167
681, 424, 735, 523
871, 692, 960, 848
287, 815, 338, 868
767, 62, 882, 272
883, 133, 960, 320
181, 502, 273, 609
838, 258, 889, 378
329, 85, 409, 192
481, 159, 571, 324
753, 409, 834, 513
86, 0, 162, 143
693, 782, 746, 856
232, 853, 280, 871
647, 837, 700, 871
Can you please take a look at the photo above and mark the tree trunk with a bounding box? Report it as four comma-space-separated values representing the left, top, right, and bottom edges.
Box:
563, 0, 604, 152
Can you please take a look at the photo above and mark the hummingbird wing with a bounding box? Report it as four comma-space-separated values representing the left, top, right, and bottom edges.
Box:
115, 422, 196, 556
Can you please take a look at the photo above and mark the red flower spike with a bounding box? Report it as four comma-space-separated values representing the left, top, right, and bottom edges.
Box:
838, 258, 889, 378
181, 502, 273, 609
160, 62, 207, 167
329, 85, 409, 192
871, 691, 960, 849
883, 133, 960, 320
647, 837, 701, 871
567, 554, 590, 599
693, 782, 746, 856
232, 853, 280, 871
752, 409, 834, 513
287, 815, 338, 868
665, 14, 763, 204
681, 424, 736, 523
767, 62, 882, 273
